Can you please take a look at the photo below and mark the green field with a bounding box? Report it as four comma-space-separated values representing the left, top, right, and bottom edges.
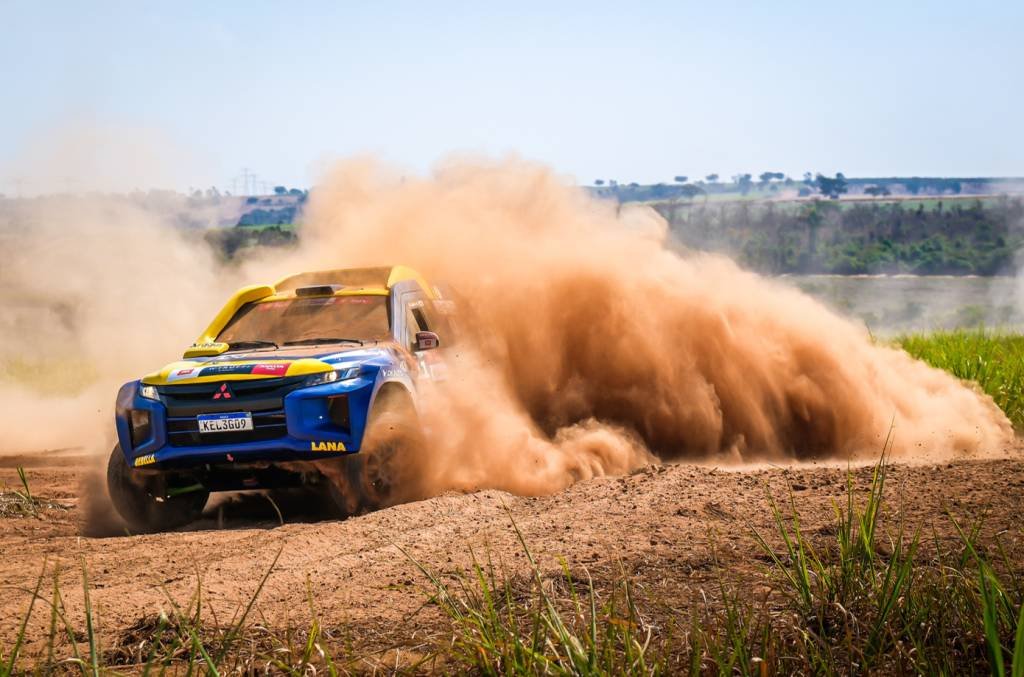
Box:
897, 329, 1024, 428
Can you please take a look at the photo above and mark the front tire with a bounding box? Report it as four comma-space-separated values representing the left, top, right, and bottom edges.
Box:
327, 392, 421, 518
106, 445, 208, 533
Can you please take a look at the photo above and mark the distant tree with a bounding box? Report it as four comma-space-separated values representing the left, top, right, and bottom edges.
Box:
609, 180, 618, 187
650, 183, 673, 199
288, 188, 304, 196
733, 173, 754, 195
798, 187, 812, 197
815, 172, 848, 199
628, 182, 640, 188
803, 172, 814, 186
274, 186, 287, 195
678, 184, 706, 200
705, 173, 719, 183
903, 178, 922, 195
674, 175, 688, 184
594, 179, 605, 186
864, 185, 892, 197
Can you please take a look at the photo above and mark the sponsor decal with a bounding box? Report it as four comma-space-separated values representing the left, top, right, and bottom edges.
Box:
252, 363, 288, 376
198, 363, 256, 377
167, 367, 199, 382
134, 453, 156, 467
310, 441, 346, 452
382, 367, 407, 378
212, 383, 234, 400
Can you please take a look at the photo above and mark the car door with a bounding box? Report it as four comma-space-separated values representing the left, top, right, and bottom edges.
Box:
397, 290, 447, 382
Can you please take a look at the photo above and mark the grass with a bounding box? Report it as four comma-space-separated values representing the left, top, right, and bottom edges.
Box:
395, 454, 1024, 675
0, 547, 358, 675
0, 467, 68, 519
896, 329, 1024, 427
398, 515, 666, 675
736, 452, 1024, 674
3, 454, 1022, 674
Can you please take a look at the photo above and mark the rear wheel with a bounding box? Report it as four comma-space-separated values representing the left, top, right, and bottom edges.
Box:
106, 445, 209, 533
327, 391, 421, 518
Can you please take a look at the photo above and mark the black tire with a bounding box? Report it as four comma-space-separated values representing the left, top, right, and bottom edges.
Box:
327, 392, 421, 518
106, 445, 209, 533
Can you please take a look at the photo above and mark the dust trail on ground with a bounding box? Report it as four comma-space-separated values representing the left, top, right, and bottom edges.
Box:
289, 157, 1011, 499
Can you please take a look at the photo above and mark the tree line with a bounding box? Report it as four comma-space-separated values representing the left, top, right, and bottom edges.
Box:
655, 197, 1024, 275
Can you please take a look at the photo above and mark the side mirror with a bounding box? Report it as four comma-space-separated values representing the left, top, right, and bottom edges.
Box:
415, 331, 440, 352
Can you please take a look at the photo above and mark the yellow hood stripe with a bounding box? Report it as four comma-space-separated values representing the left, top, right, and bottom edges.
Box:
141, 358, 332, 386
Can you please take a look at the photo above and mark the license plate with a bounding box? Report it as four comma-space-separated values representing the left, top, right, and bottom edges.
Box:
197, 412, 253, 434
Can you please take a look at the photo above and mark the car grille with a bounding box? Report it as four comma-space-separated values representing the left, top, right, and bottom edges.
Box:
157, 377, 306, 447
165, 409, 288, 447
156, 376, 307, 417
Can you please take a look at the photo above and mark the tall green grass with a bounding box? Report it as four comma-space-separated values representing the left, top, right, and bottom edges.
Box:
897, 329, 1024, 427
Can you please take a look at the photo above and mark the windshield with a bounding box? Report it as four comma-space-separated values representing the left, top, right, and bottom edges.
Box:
216, 295, 390, 346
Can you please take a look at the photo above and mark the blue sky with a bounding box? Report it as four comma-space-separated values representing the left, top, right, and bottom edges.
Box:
1, 1, 1021, 193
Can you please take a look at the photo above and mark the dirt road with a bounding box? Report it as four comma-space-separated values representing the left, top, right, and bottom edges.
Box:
2, 446, 1023, 668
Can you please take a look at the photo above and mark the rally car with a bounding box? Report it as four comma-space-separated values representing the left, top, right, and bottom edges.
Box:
108, 265, 451, 532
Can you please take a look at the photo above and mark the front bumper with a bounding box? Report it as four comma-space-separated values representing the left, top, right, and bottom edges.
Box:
114, 375, 375, 469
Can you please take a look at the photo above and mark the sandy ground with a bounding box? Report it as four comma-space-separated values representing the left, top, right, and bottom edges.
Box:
1, 445, 1023, 668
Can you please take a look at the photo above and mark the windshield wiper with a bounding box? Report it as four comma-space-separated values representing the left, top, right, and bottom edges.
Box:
282, 337, 365, 347
226, 339, 279, 351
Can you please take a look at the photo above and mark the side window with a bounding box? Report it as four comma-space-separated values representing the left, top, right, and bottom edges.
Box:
404, 299, 429, 351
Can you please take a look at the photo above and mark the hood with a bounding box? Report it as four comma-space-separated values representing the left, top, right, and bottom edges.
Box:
141, 343, 391, 386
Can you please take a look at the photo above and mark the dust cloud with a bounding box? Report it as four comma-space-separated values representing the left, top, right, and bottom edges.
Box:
0, 157, 1013, 505
0, 195, 237, 454
292, 158, 1012, 498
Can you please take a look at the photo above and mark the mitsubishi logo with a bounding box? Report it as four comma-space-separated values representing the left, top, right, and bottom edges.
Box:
212, 383, 233, 400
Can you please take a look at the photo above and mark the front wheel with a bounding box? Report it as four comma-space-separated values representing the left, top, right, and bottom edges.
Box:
326, 393, 421, 518
106, 445, 209, 533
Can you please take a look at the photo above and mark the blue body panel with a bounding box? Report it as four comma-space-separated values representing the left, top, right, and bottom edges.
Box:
114, 344, 419, 470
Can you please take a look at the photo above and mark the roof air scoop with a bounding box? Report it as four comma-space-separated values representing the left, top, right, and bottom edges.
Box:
295, 284, 344, 297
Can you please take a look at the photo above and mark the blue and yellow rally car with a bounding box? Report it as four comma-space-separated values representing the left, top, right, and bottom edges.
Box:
108, 265, 451, 531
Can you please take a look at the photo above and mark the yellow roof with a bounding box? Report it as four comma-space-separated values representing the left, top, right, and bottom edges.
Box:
188, 265, 433, 353
274, 265, 432, 295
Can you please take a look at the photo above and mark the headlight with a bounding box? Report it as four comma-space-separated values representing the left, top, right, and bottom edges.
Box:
304, 366, 360, 388
140, 384, 160, 401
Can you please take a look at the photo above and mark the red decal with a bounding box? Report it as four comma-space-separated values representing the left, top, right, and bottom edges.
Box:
252, 363, 288, 376
178, 368, 194, 376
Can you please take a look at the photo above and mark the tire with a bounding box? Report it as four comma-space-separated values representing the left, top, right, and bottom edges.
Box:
327, 391, 421, 518
106, 444, 209, 533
